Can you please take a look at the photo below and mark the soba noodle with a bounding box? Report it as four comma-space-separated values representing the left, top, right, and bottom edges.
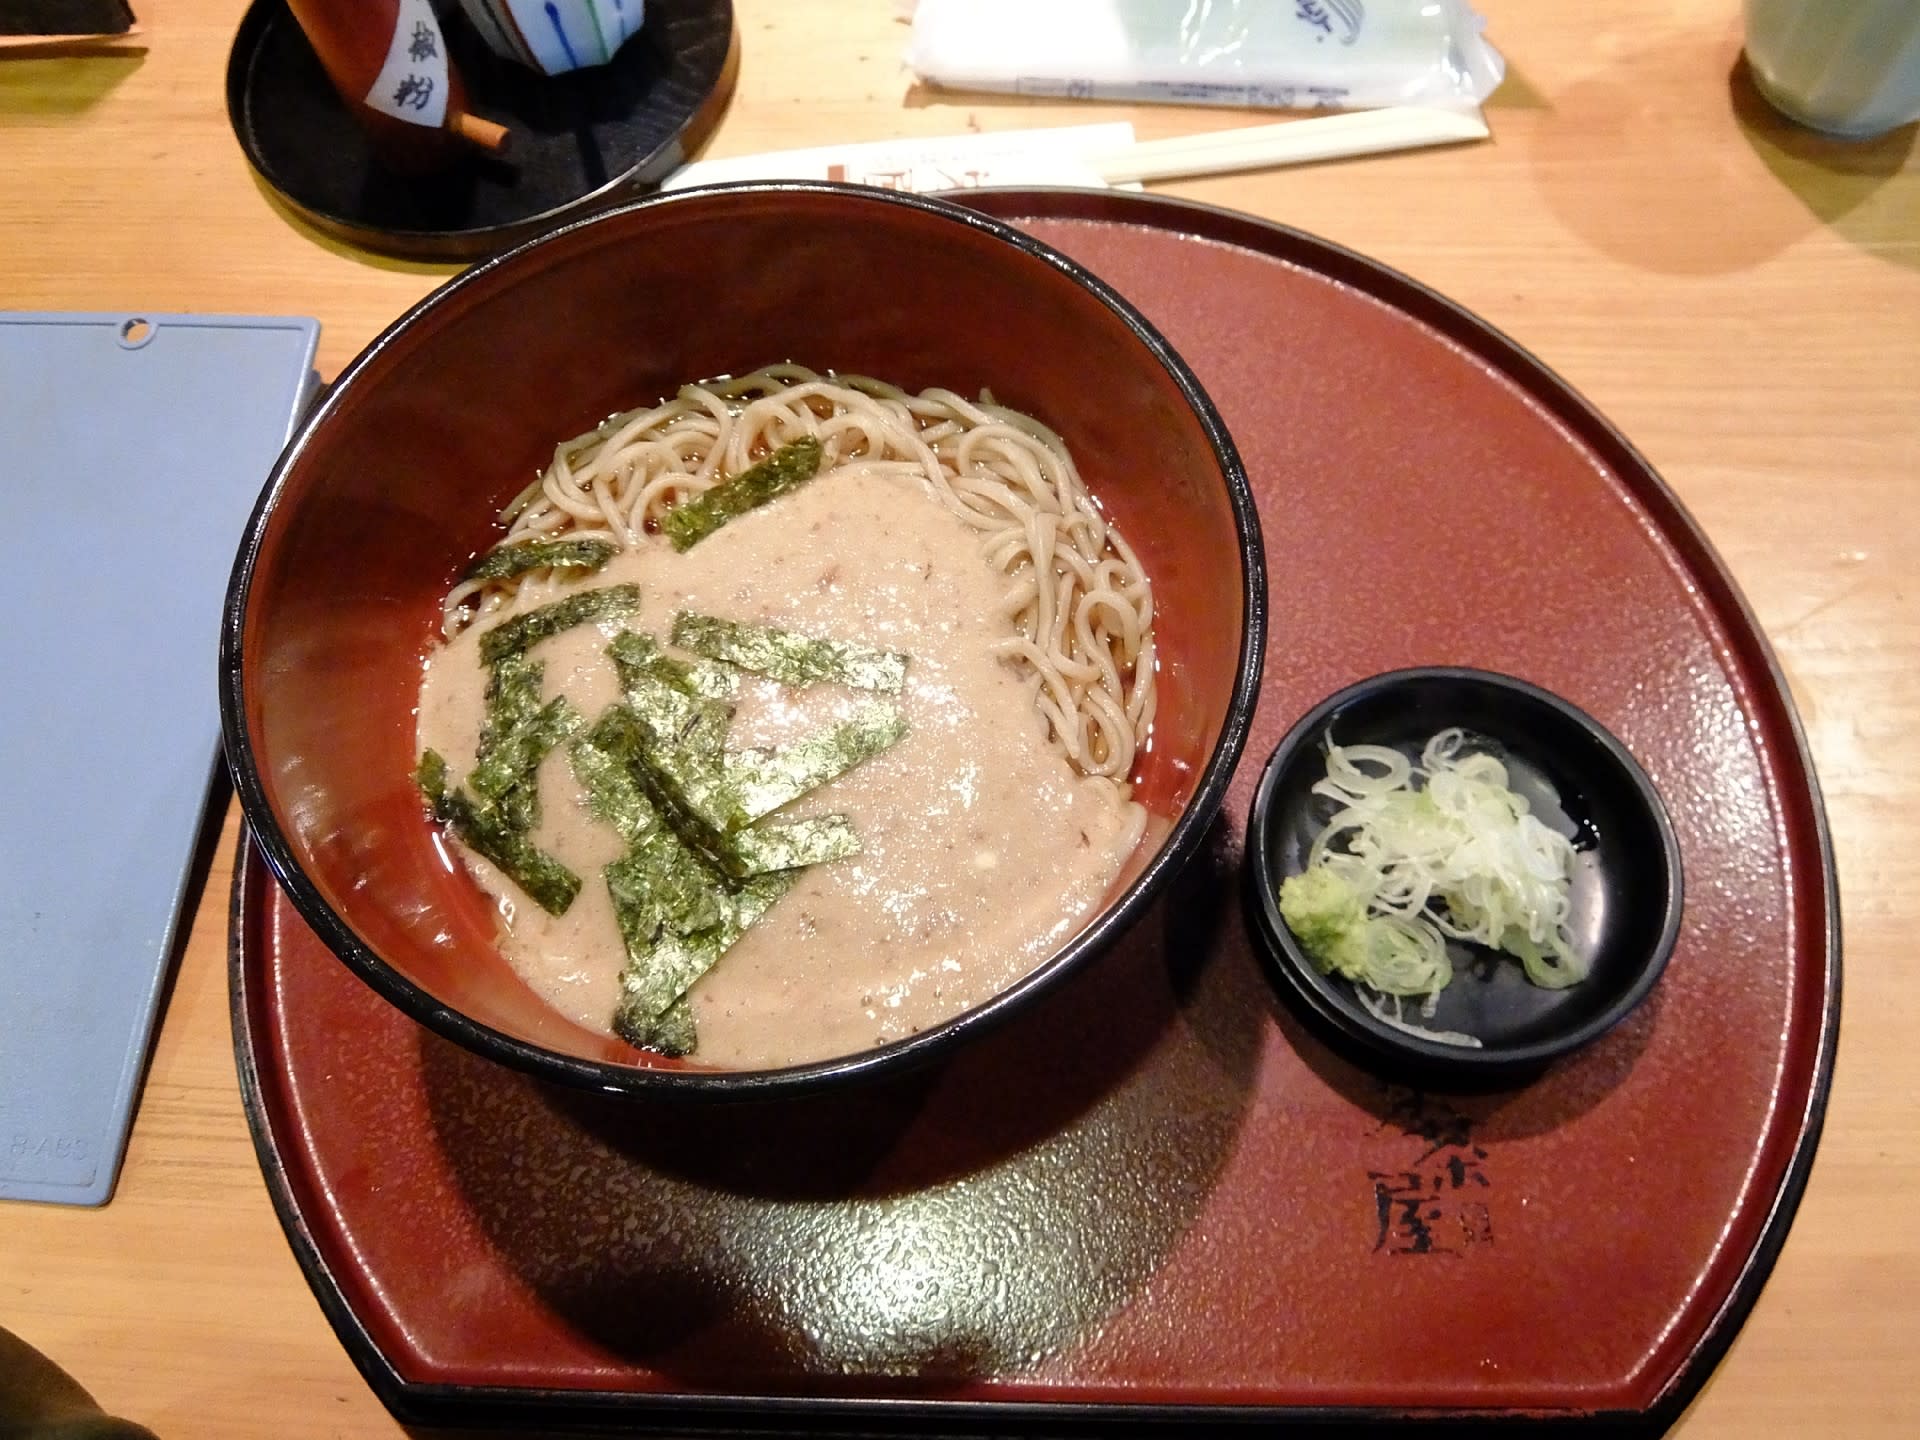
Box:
442, 365, 1156, 784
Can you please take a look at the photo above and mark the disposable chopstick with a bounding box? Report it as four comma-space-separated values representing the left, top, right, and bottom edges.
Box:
1087, 106, 1489, 185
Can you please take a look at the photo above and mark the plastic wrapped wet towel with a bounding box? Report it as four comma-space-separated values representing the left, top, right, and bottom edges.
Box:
903, 0, 1505, 112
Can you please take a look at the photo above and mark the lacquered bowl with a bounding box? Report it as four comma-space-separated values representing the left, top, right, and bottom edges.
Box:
220, 182, 1265, 1098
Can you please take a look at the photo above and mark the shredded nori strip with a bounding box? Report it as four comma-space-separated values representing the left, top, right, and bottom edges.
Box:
626, 996, 697, 1057
463, 538, 619, 583
614, 699, 904, 877
481, 653, 545, 743
604, 848, 725, 973
469, 696, 583, 832
578, 691, 883, 1050
567, 717, 663, 845
611, 869, 798, 1048
609, 633, 735, 759
413, 769, 581, 916
608, 712, 753, 865
576, 707, 800, 1051
416, 749, 452, 815
591, 700, 744, 828
444, 791, 581, 916
726, 814, 861, 875
474, 654, 546, 830
576, 713, 729, 934
608, 629, 738, 702
423, 589, 908, 1052
661, 437, 825, 551
726, 702, 909, 822
478, 583, 640, 665
671, 613, 909, 694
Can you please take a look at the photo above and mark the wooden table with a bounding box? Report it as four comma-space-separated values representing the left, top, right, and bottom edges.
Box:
3, 2, 1914, 1434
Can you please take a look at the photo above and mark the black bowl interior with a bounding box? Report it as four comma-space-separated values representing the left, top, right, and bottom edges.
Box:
1247, 667, 1682, 1080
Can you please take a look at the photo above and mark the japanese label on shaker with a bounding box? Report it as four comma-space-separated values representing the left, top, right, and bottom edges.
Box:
364, 0, 450, 128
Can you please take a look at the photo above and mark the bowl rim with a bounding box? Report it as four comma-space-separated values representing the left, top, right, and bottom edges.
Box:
219, 179, 1268, 1099
1244, 664, 1684, 1076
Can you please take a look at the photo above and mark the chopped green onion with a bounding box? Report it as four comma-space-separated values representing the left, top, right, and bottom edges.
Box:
1280, 727, 1586, 1045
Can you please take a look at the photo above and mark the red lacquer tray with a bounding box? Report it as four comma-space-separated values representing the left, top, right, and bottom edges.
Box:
230, 191, 1837, 1434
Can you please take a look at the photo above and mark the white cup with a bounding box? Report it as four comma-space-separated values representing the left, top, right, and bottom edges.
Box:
1744, 0, 1920, 138
457, 0, 645, 77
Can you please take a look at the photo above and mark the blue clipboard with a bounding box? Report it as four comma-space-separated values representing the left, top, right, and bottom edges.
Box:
0, 312, 320, 1206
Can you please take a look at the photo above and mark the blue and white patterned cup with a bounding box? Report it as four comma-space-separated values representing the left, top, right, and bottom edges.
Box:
457, 0, 645, 76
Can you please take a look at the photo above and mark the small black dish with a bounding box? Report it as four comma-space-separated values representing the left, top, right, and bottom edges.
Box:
226, 0, 738, 261
1245, 667, 1682, 1083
